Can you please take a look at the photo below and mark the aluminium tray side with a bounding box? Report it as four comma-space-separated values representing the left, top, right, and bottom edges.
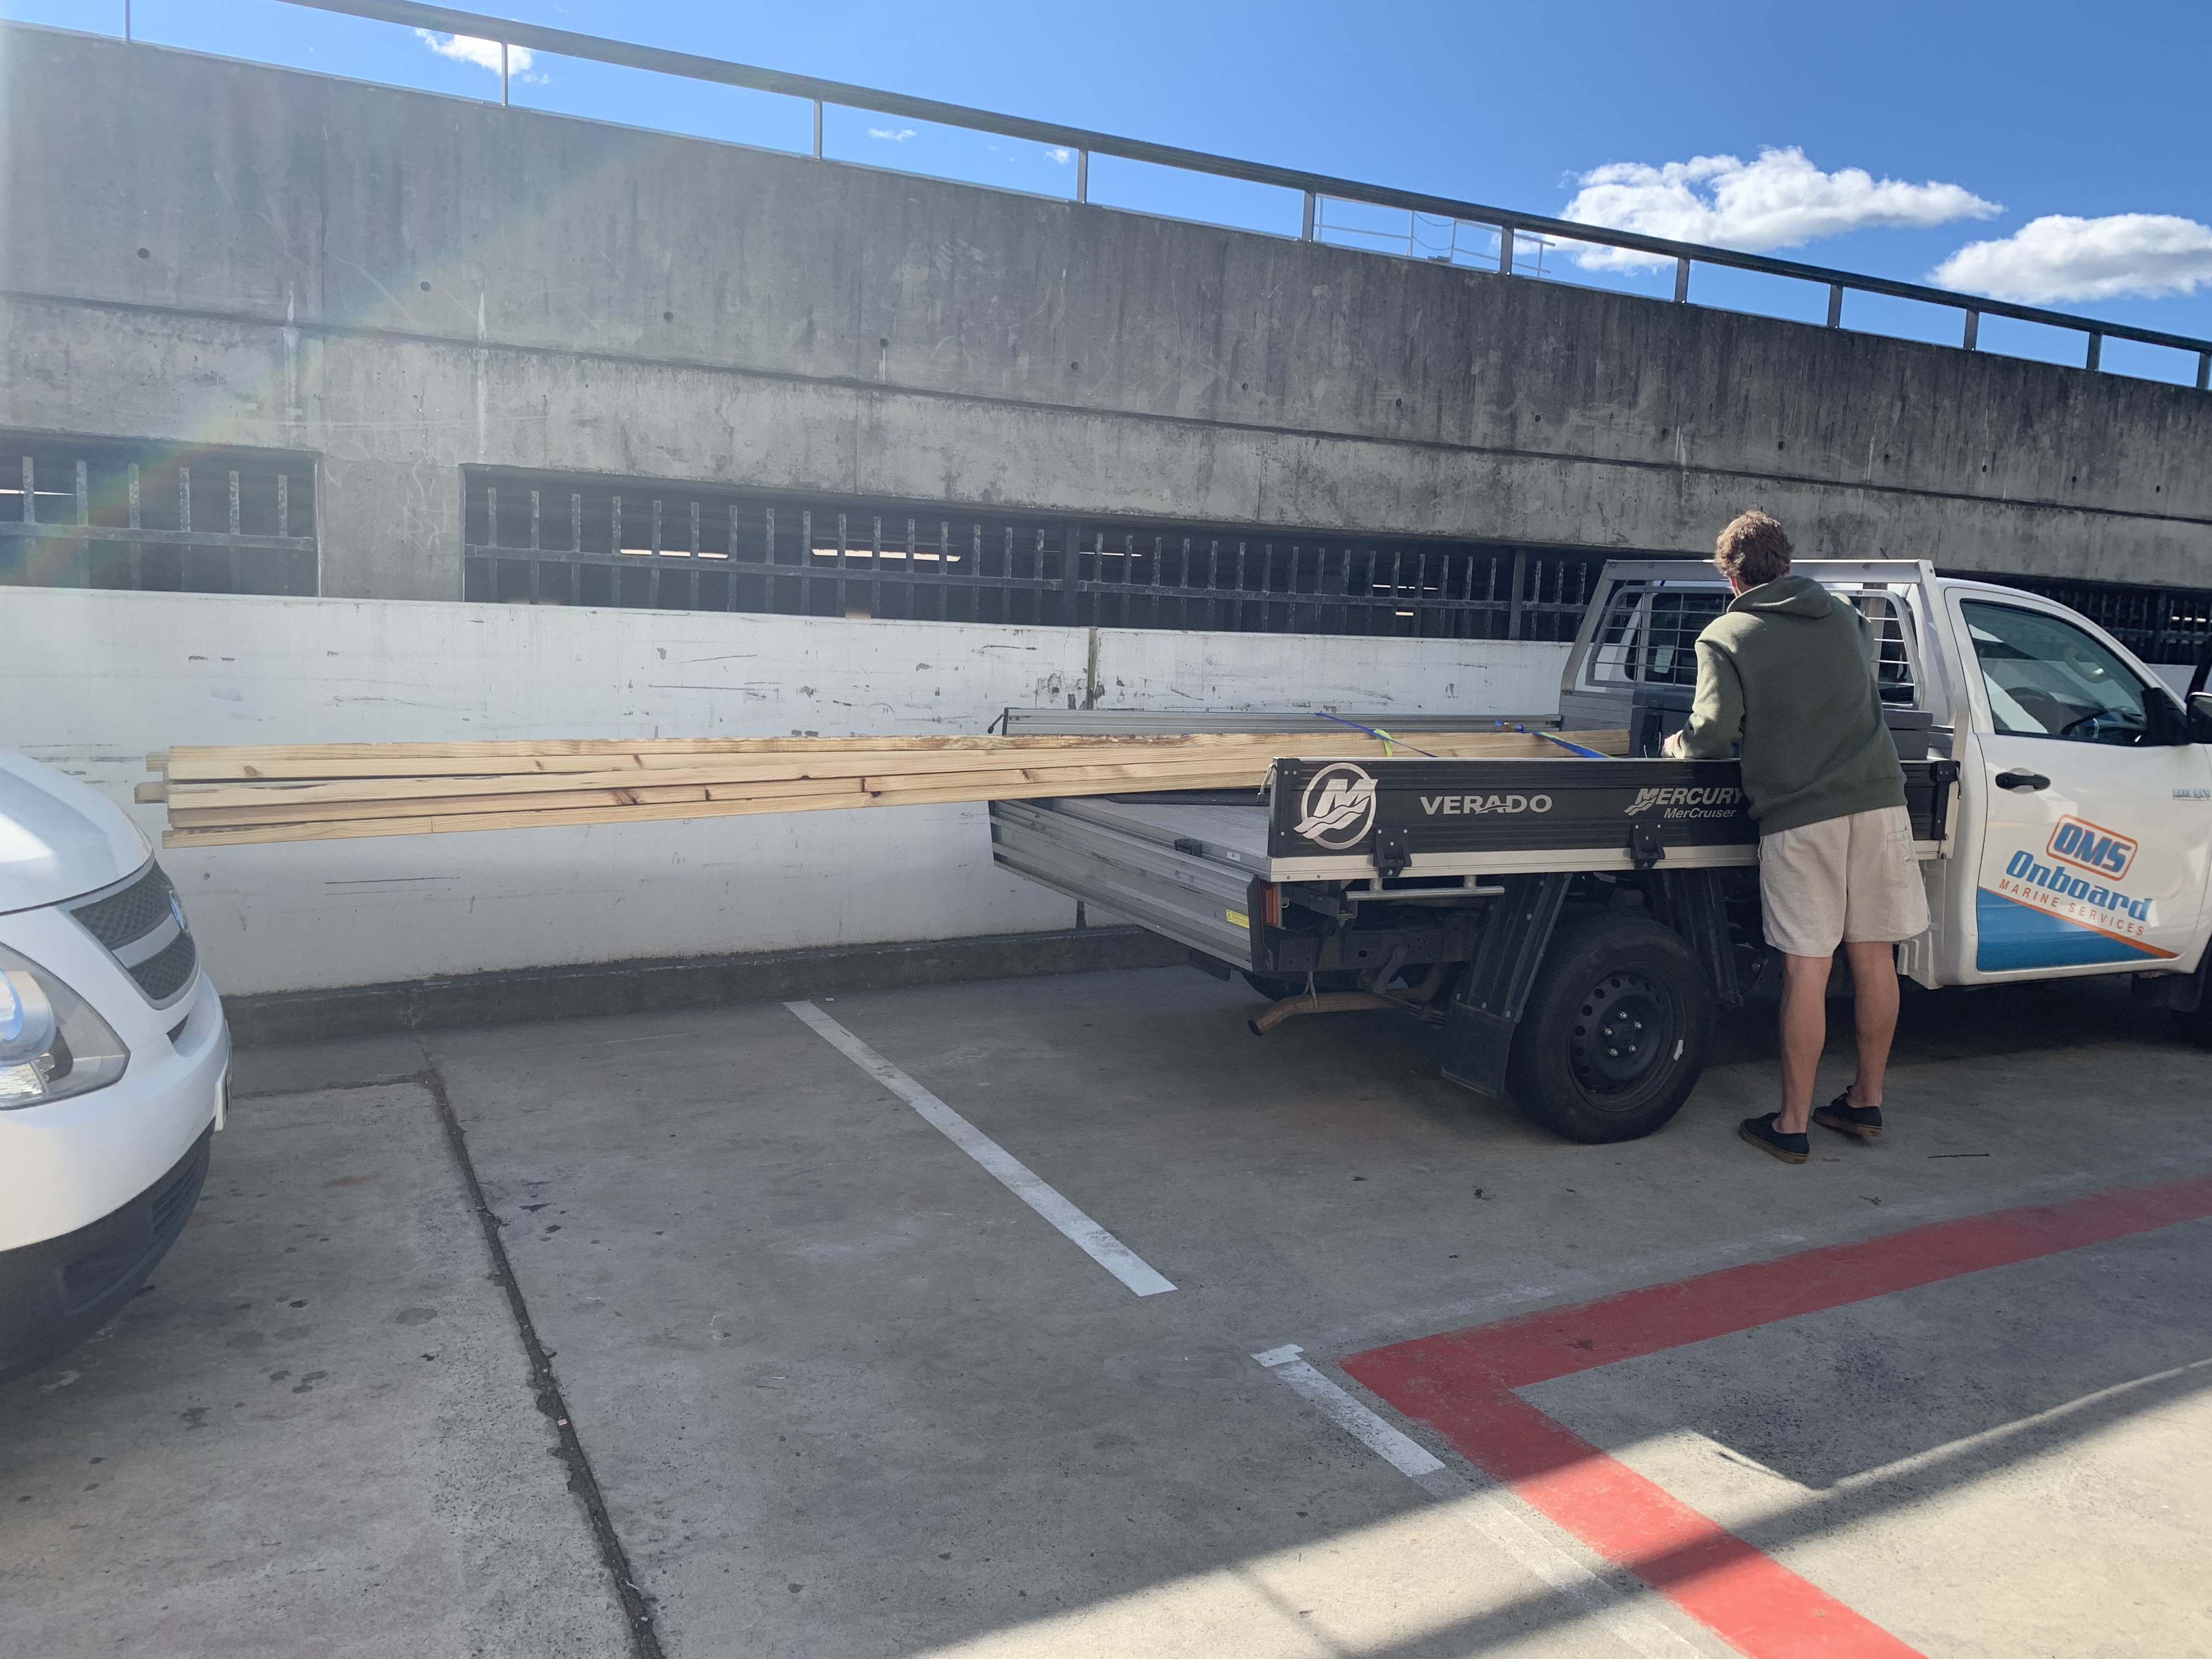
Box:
990, 799, 1257, 968
1040, 794, 1273, 868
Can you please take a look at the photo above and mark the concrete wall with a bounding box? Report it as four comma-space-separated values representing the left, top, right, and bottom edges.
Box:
1, 588, 1568, 995
3, 24, 2208, 601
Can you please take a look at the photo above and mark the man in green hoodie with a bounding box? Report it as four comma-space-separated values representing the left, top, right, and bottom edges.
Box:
1663, 510, 1928, 1163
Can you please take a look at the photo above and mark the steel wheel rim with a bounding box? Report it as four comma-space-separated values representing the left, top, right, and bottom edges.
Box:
1568, 968, 1676, 1099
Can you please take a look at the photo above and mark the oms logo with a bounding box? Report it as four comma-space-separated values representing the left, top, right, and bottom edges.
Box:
1293, 763, 1378, 849
2047, 815, 2136, 881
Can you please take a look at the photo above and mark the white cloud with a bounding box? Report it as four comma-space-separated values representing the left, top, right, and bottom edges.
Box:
1045, 147, 1073, 165
1931, 213, 2212, 304
1558, 146, 1999, 271
415, 29, 535, 78
868, 127, 918, 143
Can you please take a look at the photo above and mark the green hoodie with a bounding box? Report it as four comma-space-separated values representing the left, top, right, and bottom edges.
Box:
1677, 571, 1906, 835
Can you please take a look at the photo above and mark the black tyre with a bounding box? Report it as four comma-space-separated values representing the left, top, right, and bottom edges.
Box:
2173, 1002, 2212, 1049
1506, 912, 1711, 1144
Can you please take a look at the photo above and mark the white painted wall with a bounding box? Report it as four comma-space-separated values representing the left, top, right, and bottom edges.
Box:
1081, 627, 1562, 716
3, 589, 1568, 994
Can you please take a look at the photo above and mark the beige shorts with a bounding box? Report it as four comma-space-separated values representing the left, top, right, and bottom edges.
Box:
1759, 804, 1931, 958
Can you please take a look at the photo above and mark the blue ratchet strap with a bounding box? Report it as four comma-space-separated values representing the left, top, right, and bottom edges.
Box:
1312, 711, 1439, 758
1537, 731, 1610, 758
1490, 718, 1608, 759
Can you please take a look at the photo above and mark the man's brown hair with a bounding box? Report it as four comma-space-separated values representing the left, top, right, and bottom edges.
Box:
1713, 509, 1792, 588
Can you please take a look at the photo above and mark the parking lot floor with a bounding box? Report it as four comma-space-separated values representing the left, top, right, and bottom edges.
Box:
0, 1078, 631, 1658
5, 964, 2208, 1658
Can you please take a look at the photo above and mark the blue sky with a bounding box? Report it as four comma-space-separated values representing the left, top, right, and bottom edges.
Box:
12, 0, 2212, 382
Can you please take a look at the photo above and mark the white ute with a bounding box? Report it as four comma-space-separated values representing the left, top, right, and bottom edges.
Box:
0, 749, 229, 1384
991, 561, 2212, 1142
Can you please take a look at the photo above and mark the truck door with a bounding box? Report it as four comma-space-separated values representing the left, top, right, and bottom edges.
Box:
1955, 596, 2212, 976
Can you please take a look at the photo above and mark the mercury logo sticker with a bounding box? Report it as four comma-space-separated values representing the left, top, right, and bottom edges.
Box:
1294, 763, 1379, 849
1626, 785, 1744, 816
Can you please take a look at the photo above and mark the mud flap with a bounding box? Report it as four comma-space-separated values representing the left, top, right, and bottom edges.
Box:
1644, 867, 1745, 1007
1441, 873, 1573, 1101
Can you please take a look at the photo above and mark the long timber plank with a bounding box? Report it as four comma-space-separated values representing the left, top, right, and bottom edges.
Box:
160, 731, 1324, 781
165, 746, 1299, 806
166, 759, 1264, 832
154, 729, 1632, 846
165, 775, 877, 830
159, 729, 1620, 782
160, 771, 1267, 847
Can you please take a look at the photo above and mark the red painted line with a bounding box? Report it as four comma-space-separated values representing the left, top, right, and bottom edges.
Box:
1342, 1170, 2212, 1659
1429, 1388, 1923, 1659
1358, 1169, 2212, 1393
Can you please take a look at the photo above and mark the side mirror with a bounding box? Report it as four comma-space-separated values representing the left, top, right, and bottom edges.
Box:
2190, 693, 2212, 746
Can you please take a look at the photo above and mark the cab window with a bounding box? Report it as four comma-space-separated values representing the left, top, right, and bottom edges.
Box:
1962, 600, 2160, 746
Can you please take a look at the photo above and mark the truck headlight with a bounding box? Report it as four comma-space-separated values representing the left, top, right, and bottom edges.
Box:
0, 945, 131, 1108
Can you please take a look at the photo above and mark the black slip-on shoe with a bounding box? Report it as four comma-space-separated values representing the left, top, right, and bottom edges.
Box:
1813, 1091, 1884, 1139
1739, 1113, 1810, 1164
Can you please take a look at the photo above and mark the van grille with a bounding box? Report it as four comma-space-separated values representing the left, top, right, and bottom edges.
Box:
67, 860, 199, 1006
72, 863, 177, 947
132, 932, 200, 1002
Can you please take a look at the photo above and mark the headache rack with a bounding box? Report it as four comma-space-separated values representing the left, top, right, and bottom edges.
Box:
1559, 560, 1940, 732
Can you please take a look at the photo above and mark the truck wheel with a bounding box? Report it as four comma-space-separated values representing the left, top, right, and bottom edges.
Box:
2173, 1003, 2212, 1049
1506, 913, 1711, 1144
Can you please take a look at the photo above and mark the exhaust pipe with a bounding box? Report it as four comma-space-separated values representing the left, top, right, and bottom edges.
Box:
1248, 991, 1395, 1035
1248, 962, 1455, 1036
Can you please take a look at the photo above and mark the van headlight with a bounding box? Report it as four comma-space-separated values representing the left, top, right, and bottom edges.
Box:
0, 945, 131, 1108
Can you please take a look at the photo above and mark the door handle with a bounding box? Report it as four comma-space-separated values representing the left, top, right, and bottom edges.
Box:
1994, 770, 2051, 792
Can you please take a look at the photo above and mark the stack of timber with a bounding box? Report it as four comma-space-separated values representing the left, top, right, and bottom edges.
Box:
141, 729, 1630, 849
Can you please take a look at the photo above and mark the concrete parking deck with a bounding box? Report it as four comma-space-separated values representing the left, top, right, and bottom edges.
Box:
5, 966, 2207, 1658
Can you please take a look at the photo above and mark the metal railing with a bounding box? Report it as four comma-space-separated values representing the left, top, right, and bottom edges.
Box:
243, 0, 2212, 389
459, 470, 1602, 640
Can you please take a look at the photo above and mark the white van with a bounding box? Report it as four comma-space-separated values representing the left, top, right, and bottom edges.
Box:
0, 750, 229, 1384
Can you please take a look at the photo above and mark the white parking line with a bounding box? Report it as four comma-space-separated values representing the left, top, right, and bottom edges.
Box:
1254, 1345, 1706, 1659
1251, 1344, 1445, 1476
785, 1001, 1175, 1297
